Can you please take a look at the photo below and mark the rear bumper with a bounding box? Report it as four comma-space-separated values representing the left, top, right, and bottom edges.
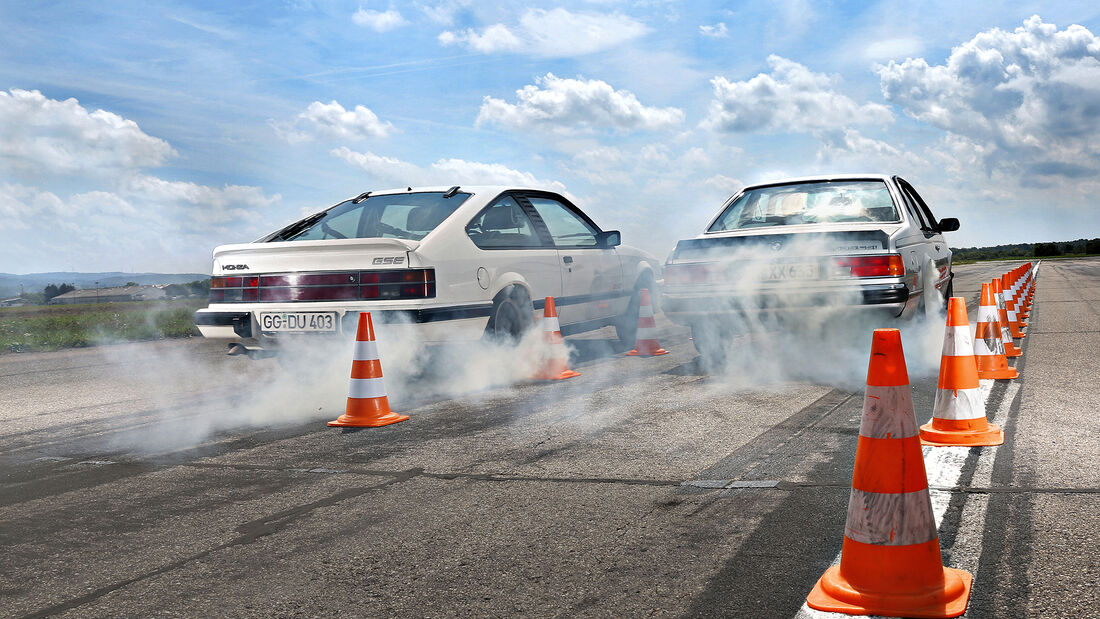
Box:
194, 303, 493, 348
661, 282, 911, 325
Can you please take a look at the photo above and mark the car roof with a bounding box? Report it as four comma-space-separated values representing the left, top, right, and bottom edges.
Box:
742, 173, 894, 191
358, 185, 545, 198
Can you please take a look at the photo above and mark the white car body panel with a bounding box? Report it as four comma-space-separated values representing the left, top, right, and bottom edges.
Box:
194, 185, 661, 350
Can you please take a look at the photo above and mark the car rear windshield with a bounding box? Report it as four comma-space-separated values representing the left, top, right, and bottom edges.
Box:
269, 192, 470, 242
707, 181, 899, 232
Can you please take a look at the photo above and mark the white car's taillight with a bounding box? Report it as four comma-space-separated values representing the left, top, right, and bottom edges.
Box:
831, 254, 905, 278
209, 269, 436, 303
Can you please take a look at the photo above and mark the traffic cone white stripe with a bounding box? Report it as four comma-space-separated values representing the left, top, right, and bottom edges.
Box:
639, 304, 654, 319
941, 325, 973, 356
932, 387, 985, 420
542, 316, 560, 332
845, 488, 938, 546
353, 340, 380, 361
635, 326, 658, 340
859, 385, 918, 438
348, 377, 388, 399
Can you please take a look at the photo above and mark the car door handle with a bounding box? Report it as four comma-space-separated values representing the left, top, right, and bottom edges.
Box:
562, 256, 573, 264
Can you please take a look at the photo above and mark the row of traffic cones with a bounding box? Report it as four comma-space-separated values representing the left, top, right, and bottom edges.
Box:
807, 261, 1039, 617
328, 288, 670, 427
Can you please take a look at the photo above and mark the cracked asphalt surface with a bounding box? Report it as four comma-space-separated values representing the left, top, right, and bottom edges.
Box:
1, 258, 1097, 618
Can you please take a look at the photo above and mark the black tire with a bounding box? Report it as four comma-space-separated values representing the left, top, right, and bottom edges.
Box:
690, 323, 728, 368
615, 274, 656, 350
486, 286, 533, 344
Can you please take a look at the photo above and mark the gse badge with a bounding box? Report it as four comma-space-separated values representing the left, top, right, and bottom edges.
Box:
372, 256, 405, 265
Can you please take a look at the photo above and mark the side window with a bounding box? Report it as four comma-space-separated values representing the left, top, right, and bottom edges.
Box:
903, 182, 939, 229
527, 197, 599, 248
896, 181, 930, 230
466, 196, 543, 249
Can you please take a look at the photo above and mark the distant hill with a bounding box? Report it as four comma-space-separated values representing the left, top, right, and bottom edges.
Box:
0, 272, 208, 297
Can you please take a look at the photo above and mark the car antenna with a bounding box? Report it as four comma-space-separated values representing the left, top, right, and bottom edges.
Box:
443, 185, 461, 198
352, 191, 370, 204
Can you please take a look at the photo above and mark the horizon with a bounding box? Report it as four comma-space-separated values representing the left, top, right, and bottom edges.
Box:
2, 2, 1099, 273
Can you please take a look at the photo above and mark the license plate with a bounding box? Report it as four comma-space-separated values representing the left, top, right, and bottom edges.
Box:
259, 312, 337, 332
761, 262, 818, 281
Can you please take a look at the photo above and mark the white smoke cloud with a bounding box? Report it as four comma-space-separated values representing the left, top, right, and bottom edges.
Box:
702, 55, 894, 133
0, 88, 176, 177
438, 8, 649, 58
876, 15, 1100, 180
476, 73, 684, 133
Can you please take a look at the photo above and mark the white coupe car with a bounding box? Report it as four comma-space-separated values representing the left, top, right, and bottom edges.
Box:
194, 186, 662, 356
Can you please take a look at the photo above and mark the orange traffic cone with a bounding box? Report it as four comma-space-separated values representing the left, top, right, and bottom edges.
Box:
806, 329, 973, 618
625, 288, 668, 357
920, 298, 1004, 447
532, 297, 580, 380
991, 279, 1022, 357
975, 283, 1018, 380
1001, 274, 1026, 337
328, 312, 409, 428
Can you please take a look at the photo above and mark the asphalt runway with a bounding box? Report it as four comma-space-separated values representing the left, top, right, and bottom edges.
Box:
1, 258, 1097, 618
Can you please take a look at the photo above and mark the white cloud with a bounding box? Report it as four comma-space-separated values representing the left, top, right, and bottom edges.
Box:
417, 0, 470, 25
331, 146, 567, 192
0, 89, 175, 176
702, 55, 894, 133
862, 36, 924, 61
277, 100, 395, 142
699, 22, 728, 38
352, 9, 408, 32
438, 8, 649, 58
876, 15, 1100, 180
476, 73, 684, 133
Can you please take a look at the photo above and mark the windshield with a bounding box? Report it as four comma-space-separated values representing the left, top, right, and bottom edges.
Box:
270, 192, 470, 242
707, 181, 899, 232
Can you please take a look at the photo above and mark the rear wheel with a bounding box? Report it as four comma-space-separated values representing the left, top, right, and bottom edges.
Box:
691, 323, 728, 368
486, 286, 533, 344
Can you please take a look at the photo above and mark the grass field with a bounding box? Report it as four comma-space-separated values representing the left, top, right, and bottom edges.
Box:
0, 299, 206, 353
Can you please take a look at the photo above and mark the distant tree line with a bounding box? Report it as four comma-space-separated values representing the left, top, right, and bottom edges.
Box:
953, 238, 1100, 262
43, 283, 76, 302
163, 279, 211, 298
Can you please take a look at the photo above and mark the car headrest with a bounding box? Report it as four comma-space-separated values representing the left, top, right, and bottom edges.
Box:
406, 205, 442, 231
481, 205, 520, 230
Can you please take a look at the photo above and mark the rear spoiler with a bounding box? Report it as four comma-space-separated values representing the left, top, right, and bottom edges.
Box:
670, 230, 890, 261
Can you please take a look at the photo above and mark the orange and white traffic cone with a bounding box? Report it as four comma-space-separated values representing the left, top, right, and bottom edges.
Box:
1002, 273, 1026, 337
991, 279, 1022, 357
920, 298, 1004, 447
328, 312, 409, 428
1012, 269, 1030, 319
806, 328, 973, 618
625, 288, 668, 357
975, 283, 1018, 380
532, 297, 580, 381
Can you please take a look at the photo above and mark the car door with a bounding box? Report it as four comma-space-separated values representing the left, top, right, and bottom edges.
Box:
896, 178, 951, 296
522, 195, 625, 326
465, 194, 562, 312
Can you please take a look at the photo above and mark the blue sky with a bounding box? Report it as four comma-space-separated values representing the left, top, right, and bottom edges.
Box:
2, 1, 1099, 274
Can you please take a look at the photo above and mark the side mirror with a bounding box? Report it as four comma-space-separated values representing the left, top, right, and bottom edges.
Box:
597, 230, 622, 248
937, 218, 960, 232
